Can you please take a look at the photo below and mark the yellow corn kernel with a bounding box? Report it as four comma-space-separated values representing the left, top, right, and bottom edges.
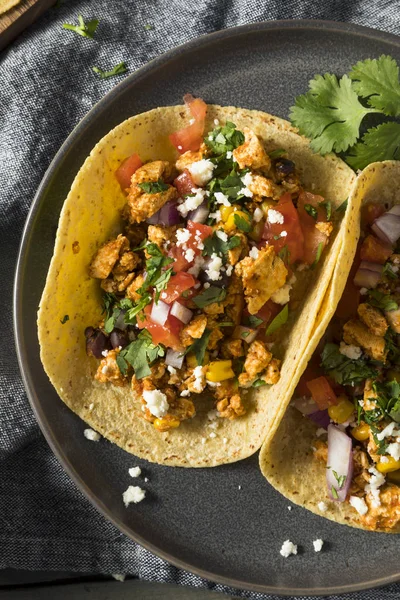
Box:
206, 360, 235, 382
351, 422, 370, 442
376, 456, 400, 474
328, 396, 354, 424
220, 205, 235, 223
225, 210, 251, 232
261, 200, 276, 215
186, 351, 209, 368
153, 415, 181, 432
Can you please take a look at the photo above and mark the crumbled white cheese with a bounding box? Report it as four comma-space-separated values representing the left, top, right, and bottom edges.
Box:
267, 209, 284, 225
238, 485, 242, 490
142, 389, 169, 418
177, 188, 206, 217
207, 409, 219, 420
280, 540, 297, 558
184, 248, 195, 263
380, 456, 389, 463
377, 422, 398, 441
123, 485, 146, 507
280, 230, 288, 237
365, 466, 385, 508
249, 246, 259, 259
209, 432, 217, 439
214, 118, 220, 125
201, 437, 207, 444
205, 253, 223, 281
387, 441, 400, 461
253, 207, 264, 222
296, 263, 309, 272
203, 282, 210, 289
271, 283, 292, 305
128, 466, 142, 478
161, 292, 167, 299
101, 349, 109, 357
167, 365, 177, 376
144, 477, 149, 482
209, 209, 221, 221
180, 389, 191, 397
241, 172, 253, 187
178, 145, 183, 150
176, 228, 191, 246
88, 403, 94, 412
187, 159, 216, 187
216, 229, 228, 242
339, 342, 362, 361
207, 380, 221, 388
226, 150, 232, 159
112, 574, 126, 582
392, 265, 399, 273
318, 501, 327, 512
316, 428, 326, 437
214, 192, 231, 207
187, 255, 205, 277
287, 506, 292, 511
193, 366, 205, 392
84, 428, 101, 442
225, 264, 233, 276
359, 287, 368, 296
313, 539, 324, 552
349, 495, 368, 516
223, 437, 228, 444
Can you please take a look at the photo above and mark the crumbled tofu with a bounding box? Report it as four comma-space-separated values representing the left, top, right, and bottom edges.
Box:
313, 539, 324, 552
142, 389, 169, 418
271, 282, 292, 305
84, 428, 101, 442
318, 501, 327, 512
249, 246, 259, 259
123, 486, 146, 506
339, 342, 362, 361
267, 209, 284, 225
349, 495, 368, 516
187, 159, 215, 186
280, 540, 297, 558
128, 466, 142, 478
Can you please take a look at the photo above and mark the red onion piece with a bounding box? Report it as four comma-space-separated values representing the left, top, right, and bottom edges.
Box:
308, 410, 330, 429
165, 348, 184, 369
188, 201, 209, 223
150, 300, 170, 326
170, 301, 193, 324
353, 261, 383, 289
293, 396, 319, 415
326, 424, 353, 502
372, 206, 400, 245
146, 201, 181, 226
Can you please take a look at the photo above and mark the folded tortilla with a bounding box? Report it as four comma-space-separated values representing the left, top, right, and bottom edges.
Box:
38, 104, 356, 467
259, 161, 400, 531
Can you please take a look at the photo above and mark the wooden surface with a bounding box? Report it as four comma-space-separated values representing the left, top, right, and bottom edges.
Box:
0, 0, 56, 51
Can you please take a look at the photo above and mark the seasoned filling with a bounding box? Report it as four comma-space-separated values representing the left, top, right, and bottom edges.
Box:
294, 202, 400, 530
85, 97, 334, 432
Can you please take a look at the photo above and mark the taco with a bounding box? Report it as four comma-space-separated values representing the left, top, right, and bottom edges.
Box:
260, 161, 400, 532
38, 96, 355, 467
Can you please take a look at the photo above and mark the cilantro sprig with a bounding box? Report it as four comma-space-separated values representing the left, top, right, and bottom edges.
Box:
117, 331, 165, 379
320, 343, 378, 386
193, 286, 227, 308
92, 62, 127, 79
184, 329, 212, 366
205, 121, 245, 155
63, 14, 99, 39
138, 179, 169, 194
290, 55, 400, 169
367, 289, 398, 312
202, 232, 240, 262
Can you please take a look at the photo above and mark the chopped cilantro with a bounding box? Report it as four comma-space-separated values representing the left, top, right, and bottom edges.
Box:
116, 331, 164, 379
205, 121, 245, 155
248, 315, 263, 328
92, 62, 127, 79
185, 329, 212, 366
373, 379, 400, 424
193, 286, 227, 308
252, 379, 267, 387
331, 485, 339, 500
320, 343, 378, 386
311, 242, 324, 269
269, 148, 286, 159
383, 261, 398, 280
219, 321, 234, 327
153, 267, 173, 303
367, 289, 398, 312
304, 204, 318, 220
278, 245, 290, 264
144, 24, 153, 30
336, 199, 348, 213
319, 200, 332, 221
332, 470, 346, 489
203, 231, 240, 261
385, 329, 400, 365
62, 14, 99, 39
138, 179, 169, 193
234, 213, 251, 232
125, 294, 152, 323
137, 243, 173, 296
266, 304, 289, 335
60, 315, 69, 324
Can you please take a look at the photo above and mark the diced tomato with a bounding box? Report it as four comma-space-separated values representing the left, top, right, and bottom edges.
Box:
174, 170, 196, 196
262, 193, 305, 264
167, 245, 191, 272
169, 95, 207, 154
360, 234, 392, 264
167, 220, 213, 272
298, 191, 329, 266
137, 304, 183, 350
306, 376, 338, 410
187, 220, 213, 242
296, 361, 324, 397
362, 203, 385, 227
115, 153, 143, 191
161, 272, 197, 304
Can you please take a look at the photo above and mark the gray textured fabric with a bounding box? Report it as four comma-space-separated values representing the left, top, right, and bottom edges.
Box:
1, 1, 400, 598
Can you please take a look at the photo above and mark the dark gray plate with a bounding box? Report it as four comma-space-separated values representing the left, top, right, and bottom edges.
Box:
14, 20, 400, 597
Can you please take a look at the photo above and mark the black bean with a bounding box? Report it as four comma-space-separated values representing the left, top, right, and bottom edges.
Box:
85, 328, 109, 358
275, 158, 295, 176
110, 329, 129, 349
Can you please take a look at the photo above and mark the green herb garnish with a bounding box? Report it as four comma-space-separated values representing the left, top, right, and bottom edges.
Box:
332, 470, 346, 489
252, 379, 267, 388
269, 148, 286, 159
311, 242, 324, 269
138, 179, 169, 194
116, 330, 164, 379
336, 199, 348, 213
331, 485, 339, 500
304, 204, 318, 220
234, 213, 251, 232
383, 261, 398, 281
193, 286, 227, 308
319, 200, 332, 221
320, 343, 378, 386
60, 314, 69, 324
367, 289, 398, 312
63, 14, 99, 39
205, 121, 245, 155
203, 232, 240, 261
184, 329, 212, 366
92, 62, 127, 79
265, 304, 289, 335
248, 315, 263, 328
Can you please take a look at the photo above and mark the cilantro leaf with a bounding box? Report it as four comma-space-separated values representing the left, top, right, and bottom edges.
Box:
346, 122, 400, 171
278, 245, 290, 264
320, 343, 378, 386
92, 62, 127, 79
125, 293, 152, 323
311, 242, 324, 269
144, 24, 153, 30
193, 286, 227, 308
60, 314, 69, 324
383, 261, 398, 281
252, 379, 267, 388
138, 179, 169, 193
319, 201, 332, 221
266, 304, 289, 335
185, 329, 212, 366
332, 470, 346, 489
205, 122, 245, 155
331, 485, 339, 500
137, 243, 173, 296
234, 213, 251, 232
117, 331, 164, 379
153, 267, 173, 303
290, 73, 377, 154
349, 55, 400, 117
367, 289, 398, 312
63, 15, 99, 39
248, 315, 263, 328
203, 231, 240, 261
304, 204, 318, 220
336, 199, 348, 213
269, 149, 286, 159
